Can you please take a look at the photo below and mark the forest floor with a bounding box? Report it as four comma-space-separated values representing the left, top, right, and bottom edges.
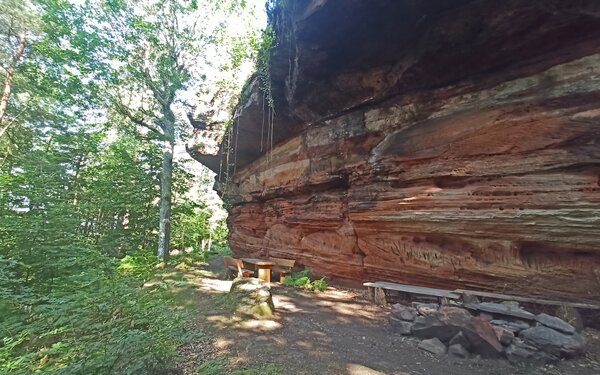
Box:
162, 257, 600, 375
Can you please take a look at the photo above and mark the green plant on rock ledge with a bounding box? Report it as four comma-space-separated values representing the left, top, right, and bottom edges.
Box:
283, 267, 328, 292
235, 24, 276, 110
254, 26, 276, 109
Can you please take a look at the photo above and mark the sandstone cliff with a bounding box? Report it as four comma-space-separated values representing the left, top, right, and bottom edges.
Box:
189, 0, 600, 303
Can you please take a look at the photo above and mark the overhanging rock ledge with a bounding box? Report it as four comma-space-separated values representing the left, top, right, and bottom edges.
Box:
188, 0, 600, 303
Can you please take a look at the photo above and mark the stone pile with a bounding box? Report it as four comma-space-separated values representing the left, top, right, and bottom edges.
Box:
389, 301, 587, 364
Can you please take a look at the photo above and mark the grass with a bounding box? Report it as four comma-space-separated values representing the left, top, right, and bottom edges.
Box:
197, 358, 228, 375
167, 247, 285, 375
211, 292, 242, 312
197, 357, 283, 375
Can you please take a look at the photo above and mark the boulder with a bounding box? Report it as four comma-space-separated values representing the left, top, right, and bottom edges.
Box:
391, 304, 417, 321
418, 338, 447, 355
449, 332, 471, 350
411, 302, 439, 316
506, 320, 531, 333
554, 306, 584, 332
389, 316, 413, 335
411, 315, 452, 341
412, 306, 471, 342
449, 344, 469, 359
478, 313, 494, 322
437, 306, 472, 326
535, 313, 575, 334
412, 306, 503, 357
465, 302, 535, 321
506, 338, 559, 365
520, 325, 586, 358
492, 325, 515, 346
229, 277, 275, 317
462, 317, 504, 358
491, 318, 530, 333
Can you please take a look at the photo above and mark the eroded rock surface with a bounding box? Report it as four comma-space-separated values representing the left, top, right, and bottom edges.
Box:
189, 0, 600, 303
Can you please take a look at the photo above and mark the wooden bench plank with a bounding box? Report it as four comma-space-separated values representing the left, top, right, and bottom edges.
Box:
223, 256, 255, 278
363, 281, 460, 299
454, 289, 600, 310
269, 257, 296, 268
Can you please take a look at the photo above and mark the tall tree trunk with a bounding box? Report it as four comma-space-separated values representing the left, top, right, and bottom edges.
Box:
0, 33, 26, 135
157, 107, 175, 261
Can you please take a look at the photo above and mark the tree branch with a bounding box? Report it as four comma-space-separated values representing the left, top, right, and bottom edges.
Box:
142, 68, 169, 108
0, 99, 30, 139
113, 98, 163, 136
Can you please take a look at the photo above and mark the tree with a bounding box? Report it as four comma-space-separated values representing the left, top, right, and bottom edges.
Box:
0, 0, 264, 372
0, 0, 40, 138
87, 0, 246, 261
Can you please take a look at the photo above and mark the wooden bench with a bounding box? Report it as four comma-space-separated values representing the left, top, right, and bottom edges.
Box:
363, 281, 460, 305
454, 289, 600, 310
269, 257, 296, 283
362, 281, 600, 310
223, 256, 254, 279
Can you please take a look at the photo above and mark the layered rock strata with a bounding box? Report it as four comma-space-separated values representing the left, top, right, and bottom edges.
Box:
189, 0, 600, 303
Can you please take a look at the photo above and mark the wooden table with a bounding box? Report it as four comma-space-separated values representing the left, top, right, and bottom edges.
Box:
240, 258, 275, 283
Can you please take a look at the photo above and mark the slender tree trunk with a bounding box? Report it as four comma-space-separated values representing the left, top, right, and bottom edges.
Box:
157, 107, 175, 261
0, 33, 26, 135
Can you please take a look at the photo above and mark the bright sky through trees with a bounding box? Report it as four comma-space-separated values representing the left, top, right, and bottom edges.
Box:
0, 0, 269, 372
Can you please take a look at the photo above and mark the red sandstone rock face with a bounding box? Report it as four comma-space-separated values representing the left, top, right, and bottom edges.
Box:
189, 0, 600, 303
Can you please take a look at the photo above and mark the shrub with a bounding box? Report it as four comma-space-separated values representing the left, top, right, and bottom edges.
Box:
311, 277, 327, 292
0, 248, 192, 375
171, 249, 207, 268
209, 242, 232, 256
283, 267, 327, 292
118, 250, 160, 280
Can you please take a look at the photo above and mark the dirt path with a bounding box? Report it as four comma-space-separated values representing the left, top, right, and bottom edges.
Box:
174, 258, 600, 375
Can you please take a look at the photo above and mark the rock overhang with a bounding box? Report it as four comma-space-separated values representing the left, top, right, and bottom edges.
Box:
188, 0, 600, 304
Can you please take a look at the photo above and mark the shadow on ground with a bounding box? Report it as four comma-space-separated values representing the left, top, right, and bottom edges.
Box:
167, 257, 600, 375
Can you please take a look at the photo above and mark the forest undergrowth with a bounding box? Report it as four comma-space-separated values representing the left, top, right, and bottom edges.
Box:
0, 247, 226, 374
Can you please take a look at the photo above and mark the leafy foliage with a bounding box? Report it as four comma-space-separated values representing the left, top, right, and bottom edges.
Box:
171, 201, 212, 251
0, 105, 221, 375
283, 268, 328, 292
197, 357, 228, 375
0, 237, 196, 374
0, 0, 261, 373
254, 26, 276, 108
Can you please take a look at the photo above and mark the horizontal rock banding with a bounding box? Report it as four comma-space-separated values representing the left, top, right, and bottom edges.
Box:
189, 0, 600, 303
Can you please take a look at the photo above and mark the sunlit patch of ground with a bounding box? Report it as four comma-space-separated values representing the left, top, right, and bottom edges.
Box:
346, 363, 394, 375
170, 258, 600, 375
198, 277, 232, 293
